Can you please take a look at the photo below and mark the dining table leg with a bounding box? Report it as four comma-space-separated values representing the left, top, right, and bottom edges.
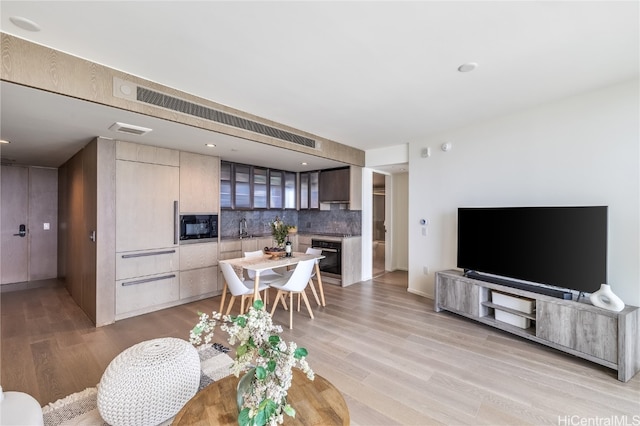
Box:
314, 263, 326, 307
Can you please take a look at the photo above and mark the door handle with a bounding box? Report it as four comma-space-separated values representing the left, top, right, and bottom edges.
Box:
89, 230, 96, 242
13, 224, 26, 237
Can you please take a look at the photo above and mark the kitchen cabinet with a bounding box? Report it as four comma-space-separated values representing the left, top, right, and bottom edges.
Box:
318, 166, 361, 210
115, 142, 180, 252
180, 152, 219, 213
319, 167, 349, 203
221, 161, 297, 210
180, 242, 219, 297
299, 171, 319, 209
115, 141, 180, 319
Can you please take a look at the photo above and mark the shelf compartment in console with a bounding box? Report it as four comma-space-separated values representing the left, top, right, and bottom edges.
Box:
492, 291, 535, 314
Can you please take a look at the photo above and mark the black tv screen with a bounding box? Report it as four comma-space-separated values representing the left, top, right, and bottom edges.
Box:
457, 206, 607, 294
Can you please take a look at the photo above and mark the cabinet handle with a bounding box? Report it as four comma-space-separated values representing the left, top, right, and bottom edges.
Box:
121, 249, 176, 259
122, 274, 176, 287
174, 200, 179, 245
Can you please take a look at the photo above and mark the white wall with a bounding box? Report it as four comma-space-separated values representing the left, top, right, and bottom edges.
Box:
408, 79, 640, 306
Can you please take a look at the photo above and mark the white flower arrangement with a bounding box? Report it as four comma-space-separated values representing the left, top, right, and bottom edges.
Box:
190, 300, 314, 426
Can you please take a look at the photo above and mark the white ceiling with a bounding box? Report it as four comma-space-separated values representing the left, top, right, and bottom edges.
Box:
1, 1, 638, 172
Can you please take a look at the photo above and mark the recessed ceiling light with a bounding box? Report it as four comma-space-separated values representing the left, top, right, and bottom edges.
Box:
301, 162, 308, 166
9, 16, 41, 32
0, 139, 11, 144
458, 62, 478, 73
205, 143, 216, 148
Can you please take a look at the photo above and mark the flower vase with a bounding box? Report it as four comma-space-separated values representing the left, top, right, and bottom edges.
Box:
590, 283, 625, 312
236, 368, 255, 411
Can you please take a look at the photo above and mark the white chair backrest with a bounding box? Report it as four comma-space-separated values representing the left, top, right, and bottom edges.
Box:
305, 247, 322, 277
244, 250, 264, 258
220, 262, 252, 296
279, 259, 316, 292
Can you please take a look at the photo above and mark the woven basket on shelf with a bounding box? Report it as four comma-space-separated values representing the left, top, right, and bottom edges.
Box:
97, 337, 200, 426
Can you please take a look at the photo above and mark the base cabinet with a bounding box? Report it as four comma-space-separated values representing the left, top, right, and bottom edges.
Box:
435, 270, 640, 382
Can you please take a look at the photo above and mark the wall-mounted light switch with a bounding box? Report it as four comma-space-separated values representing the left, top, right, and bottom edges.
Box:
43, 223, 50, 230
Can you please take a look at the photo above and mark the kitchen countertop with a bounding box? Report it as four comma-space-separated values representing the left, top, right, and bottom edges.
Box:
220, 233, 361, 241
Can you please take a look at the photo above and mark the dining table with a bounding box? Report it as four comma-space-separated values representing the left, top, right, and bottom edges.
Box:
218, 251, 326, 310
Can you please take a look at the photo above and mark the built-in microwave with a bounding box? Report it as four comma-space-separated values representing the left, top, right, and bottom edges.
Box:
180, 214, 218, 241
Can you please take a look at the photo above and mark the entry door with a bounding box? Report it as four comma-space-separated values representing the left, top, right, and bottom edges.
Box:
1, 165, 29, 284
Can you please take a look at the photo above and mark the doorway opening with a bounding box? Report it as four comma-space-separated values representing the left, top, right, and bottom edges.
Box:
372, 172, 386, 277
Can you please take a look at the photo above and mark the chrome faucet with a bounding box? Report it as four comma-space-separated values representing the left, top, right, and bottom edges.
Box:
239, 218, 248, 237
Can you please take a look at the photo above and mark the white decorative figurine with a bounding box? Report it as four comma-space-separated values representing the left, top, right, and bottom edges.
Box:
590, 284, 625, 312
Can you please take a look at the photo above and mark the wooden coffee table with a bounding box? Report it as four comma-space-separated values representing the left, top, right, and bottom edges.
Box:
172, 369, 349, 425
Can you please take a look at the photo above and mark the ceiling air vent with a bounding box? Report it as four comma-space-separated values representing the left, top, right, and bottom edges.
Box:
109, 122, 153, 136
134, 86, 317, 149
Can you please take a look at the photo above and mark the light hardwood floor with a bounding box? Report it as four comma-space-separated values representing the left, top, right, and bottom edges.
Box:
2, 272, 639, 425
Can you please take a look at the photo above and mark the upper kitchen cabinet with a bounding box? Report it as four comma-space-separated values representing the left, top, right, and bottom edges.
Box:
180, 152, 220, 213
299, 171, 319, 209
220, 161, 296, 210
116, 142, 180, 253
319, 166, 362, 210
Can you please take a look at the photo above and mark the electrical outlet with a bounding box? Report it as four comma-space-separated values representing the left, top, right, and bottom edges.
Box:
43, 223, 50, 230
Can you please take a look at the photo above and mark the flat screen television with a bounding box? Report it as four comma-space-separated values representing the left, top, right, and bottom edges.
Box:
457, 206, 607, 297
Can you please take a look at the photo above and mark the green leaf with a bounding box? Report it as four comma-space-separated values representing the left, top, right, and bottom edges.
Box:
253, 299, 264, 310
294, 347, 308, 359
268, 335, 280, 346
255, 366, 267, 380
236, 316, 247, 327
283, 404, 296, 417
258, 348, 267, 357
238, 407, 251, 426
236, 344, 248, 357
267, 360, 276, 372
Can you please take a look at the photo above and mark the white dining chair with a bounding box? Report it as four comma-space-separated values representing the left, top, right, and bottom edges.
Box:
282, 247, 323, 307
219, 262, 269, 315
244, 249, 284, 305
269, 258, 316, 329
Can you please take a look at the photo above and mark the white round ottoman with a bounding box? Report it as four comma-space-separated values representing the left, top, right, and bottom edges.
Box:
97, 338, 200, 426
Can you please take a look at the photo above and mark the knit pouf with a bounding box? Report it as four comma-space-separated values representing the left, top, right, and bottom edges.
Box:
97, 338, 200, 426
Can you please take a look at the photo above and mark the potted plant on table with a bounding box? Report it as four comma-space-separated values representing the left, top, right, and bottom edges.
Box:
270, 216, 292, 249
190, 300, 314, 426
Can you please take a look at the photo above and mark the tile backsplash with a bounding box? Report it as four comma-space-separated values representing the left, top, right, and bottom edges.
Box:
220, 205, 361, 238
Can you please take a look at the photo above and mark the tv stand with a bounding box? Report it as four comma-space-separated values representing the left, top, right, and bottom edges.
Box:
435, 270, 640, 382
464, 270, 573, 299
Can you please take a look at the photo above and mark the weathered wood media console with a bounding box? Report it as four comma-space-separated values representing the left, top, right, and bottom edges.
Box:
435, 270, 640, 382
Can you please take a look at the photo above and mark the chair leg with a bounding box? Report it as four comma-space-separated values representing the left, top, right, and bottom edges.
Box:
270, 291, 283, 316
225, 295, 237, 315
308, 278, 321, 306
219, 281, 228, 313
300, 291, 315, 320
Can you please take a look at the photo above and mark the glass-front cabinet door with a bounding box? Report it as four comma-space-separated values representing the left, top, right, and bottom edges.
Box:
299, 173, 309, 209
220, 162, 232, 209
309, 171, 319, 209
234, 164, 251, 209
284, 172, 296, 209
253, 167, 268, 209
269, 170, 283, 209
